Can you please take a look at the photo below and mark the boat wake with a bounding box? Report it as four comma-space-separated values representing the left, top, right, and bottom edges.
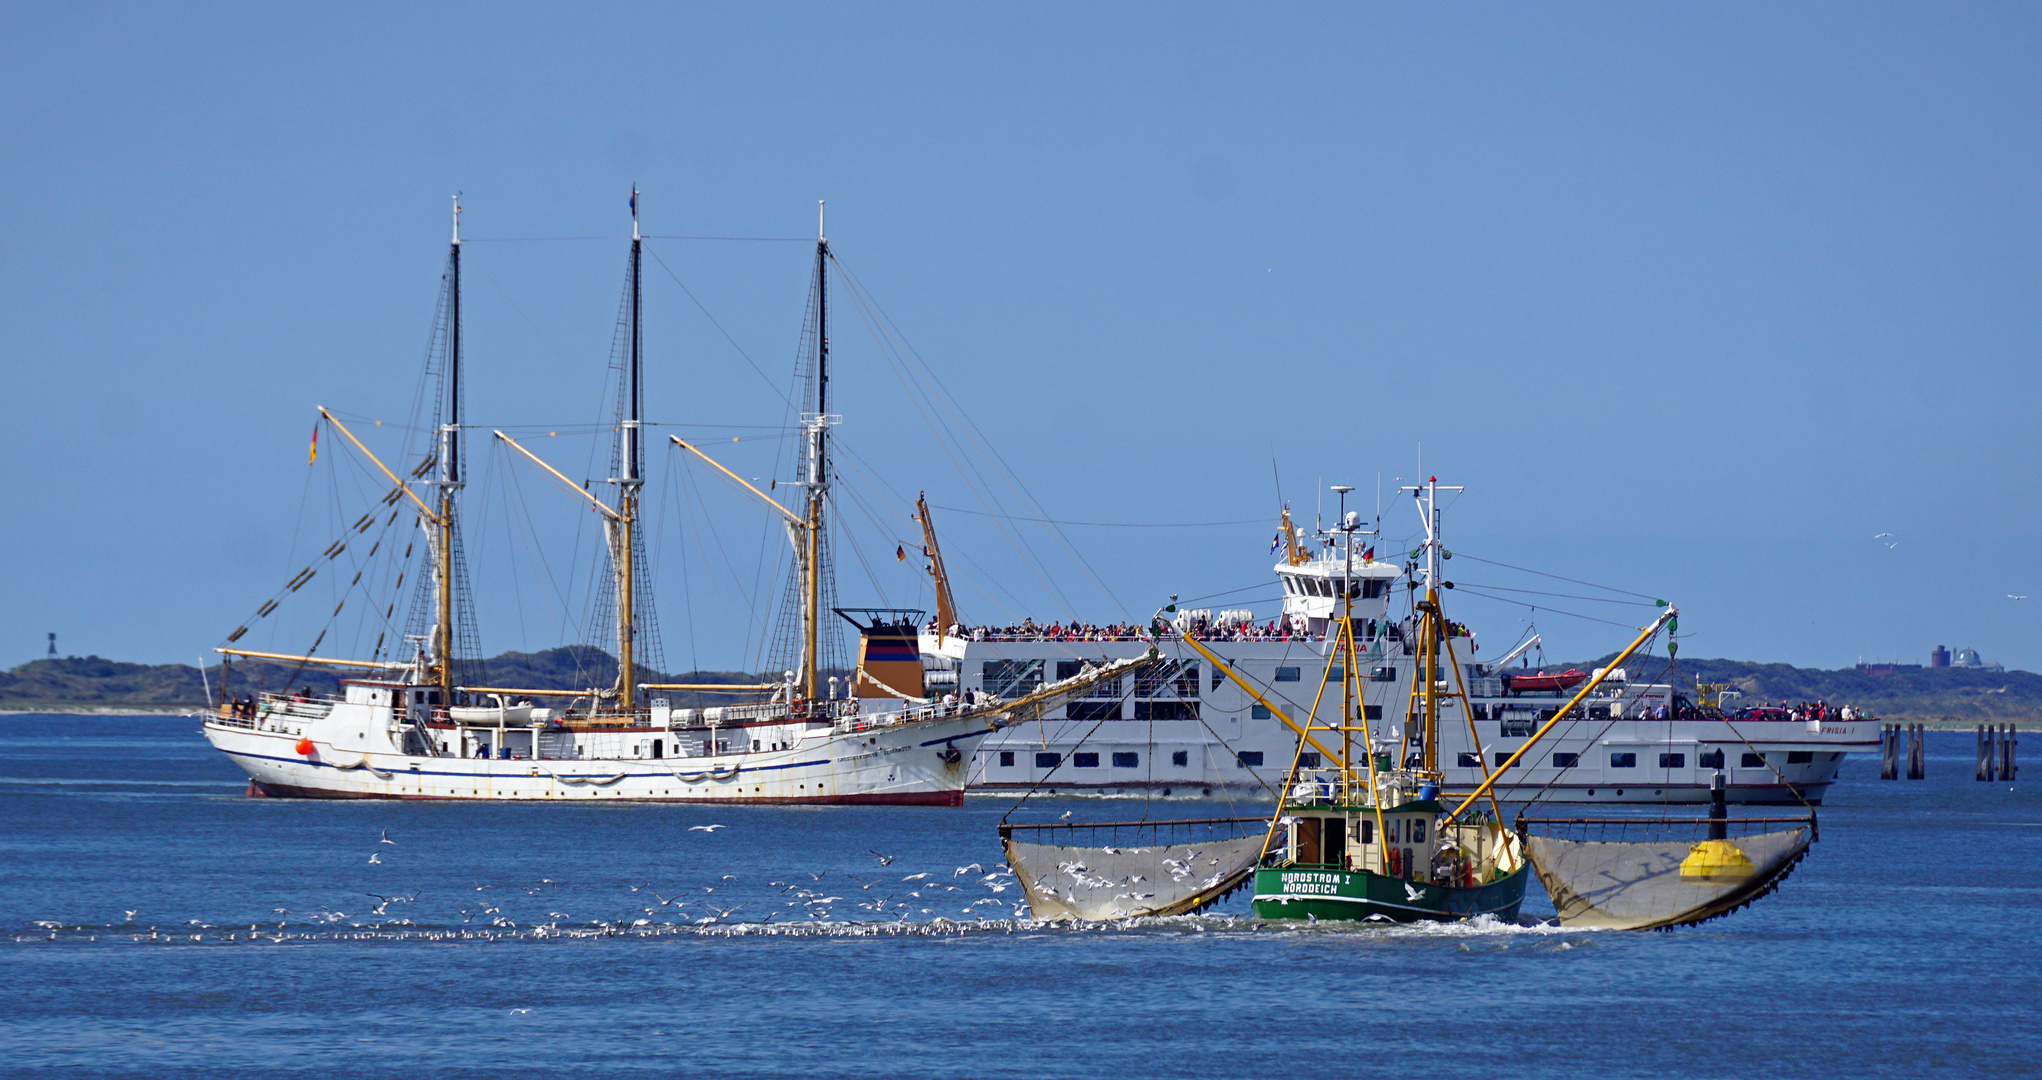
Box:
6, 909, 1595, 945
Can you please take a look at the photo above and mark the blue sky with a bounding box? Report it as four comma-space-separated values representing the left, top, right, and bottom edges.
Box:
3, 3, 2037, 673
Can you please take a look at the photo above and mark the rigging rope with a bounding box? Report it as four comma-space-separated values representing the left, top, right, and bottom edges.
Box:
1451, 552, 1664, 602
930, 506, 1262, 528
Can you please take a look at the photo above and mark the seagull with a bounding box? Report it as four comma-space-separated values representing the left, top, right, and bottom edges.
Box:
1874, 533, 1893, 539
1059, 810, 1073, 820
870, 850, 897, 866
367, 852, 382, 865
807, 871, 826, 881
2010, 595, 2028, 600
953, 864, 982, 877
379, 829, 395, 845
123, 910, 137, 922
902, 872, 932, 882
510, 1008, 531, 1015
688, 824, 725, 833
849, 875, 876, 890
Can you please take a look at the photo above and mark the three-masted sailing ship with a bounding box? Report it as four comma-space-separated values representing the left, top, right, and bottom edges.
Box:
200, 196, 1146, 804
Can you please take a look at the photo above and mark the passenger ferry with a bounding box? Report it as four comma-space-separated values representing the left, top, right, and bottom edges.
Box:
929, 497, 1877, 805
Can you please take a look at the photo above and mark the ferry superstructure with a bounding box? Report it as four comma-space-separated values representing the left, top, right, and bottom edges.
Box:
938, 495, 1876, 805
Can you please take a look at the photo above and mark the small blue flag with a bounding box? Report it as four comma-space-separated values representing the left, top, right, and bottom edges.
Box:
1270, 533, 1282, 555
629, 187, 637, 217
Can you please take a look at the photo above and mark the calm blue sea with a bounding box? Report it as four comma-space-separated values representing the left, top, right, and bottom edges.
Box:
0, 714, 2035, 1078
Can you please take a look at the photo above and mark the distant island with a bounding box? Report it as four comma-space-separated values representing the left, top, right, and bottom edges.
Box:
1560, 653, 2040, 726
0, 647, 773, 714
3, 648, 2036, 725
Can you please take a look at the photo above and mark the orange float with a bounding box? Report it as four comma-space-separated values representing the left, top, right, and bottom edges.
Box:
294, 737, 315, 756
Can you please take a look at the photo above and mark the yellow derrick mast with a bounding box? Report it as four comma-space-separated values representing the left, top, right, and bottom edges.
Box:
914, 492, 960, 645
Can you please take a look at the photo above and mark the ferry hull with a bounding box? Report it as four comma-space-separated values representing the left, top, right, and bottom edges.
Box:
1250, 864, 1528, 924
202, 713, 990, 807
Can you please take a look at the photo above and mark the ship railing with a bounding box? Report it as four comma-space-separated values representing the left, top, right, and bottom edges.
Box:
254, 690, 336, 722
210, 704, 259, 730
961, 630, 1325, 644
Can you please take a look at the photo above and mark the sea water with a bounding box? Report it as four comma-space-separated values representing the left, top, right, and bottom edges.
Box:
0, 714, 2035, 1078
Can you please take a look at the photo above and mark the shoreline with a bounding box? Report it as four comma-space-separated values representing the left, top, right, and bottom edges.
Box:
0, 706, 197, 717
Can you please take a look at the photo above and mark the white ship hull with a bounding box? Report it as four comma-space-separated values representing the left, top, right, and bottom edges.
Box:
945, 637, 1878, 804
202, 697, 992, 806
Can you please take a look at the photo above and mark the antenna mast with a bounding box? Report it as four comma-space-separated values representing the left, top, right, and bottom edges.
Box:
1401, 476, 1462, 774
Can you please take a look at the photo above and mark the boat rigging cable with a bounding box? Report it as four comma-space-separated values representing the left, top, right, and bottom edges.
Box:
827, 252, 1124, 620
642, 244, 796, 410
929, 506, 1264, 529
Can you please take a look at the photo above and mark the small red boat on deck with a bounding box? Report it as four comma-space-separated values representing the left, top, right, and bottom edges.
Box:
1504, 668, 1589, 693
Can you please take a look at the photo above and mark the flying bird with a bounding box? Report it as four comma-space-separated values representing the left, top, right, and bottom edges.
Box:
688, 824, 726, 833
379, 829, 395, 845
367, 852, 382, 865
870, 849, 897, 866
2009, 595, 2028, 600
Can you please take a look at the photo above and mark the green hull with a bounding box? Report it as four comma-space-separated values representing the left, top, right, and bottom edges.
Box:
1251, 864, 1528, 924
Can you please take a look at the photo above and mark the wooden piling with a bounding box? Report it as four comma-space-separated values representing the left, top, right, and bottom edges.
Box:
1881, 724, 1898, 781
1907, 723, 1925, 780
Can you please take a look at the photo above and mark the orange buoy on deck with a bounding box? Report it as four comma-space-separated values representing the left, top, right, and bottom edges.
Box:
294, 737, 315, 756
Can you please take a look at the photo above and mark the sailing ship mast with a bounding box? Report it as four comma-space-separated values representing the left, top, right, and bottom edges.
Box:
610, 185, 645, 711
432, 195, 464, 700
798, 201, 835, 700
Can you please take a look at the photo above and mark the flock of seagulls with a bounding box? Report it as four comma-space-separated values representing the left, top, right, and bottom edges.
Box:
49, 819, 1250, 948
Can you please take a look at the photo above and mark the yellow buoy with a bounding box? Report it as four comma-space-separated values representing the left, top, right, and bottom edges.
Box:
1679, 839, 1755, 882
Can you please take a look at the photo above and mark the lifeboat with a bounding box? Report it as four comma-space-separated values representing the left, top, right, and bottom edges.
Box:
447, 695, 535, 725
1503, 668, 1588, 693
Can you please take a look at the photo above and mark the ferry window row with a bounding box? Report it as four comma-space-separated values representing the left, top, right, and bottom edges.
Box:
1443, 749, 1803, 771
995, 751, 1167, 769
1281, 576, 1389, 599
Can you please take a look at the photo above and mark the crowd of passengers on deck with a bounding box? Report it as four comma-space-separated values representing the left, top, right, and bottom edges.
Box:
1730, 701, 1870, 722
934, 616, 1326, 643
